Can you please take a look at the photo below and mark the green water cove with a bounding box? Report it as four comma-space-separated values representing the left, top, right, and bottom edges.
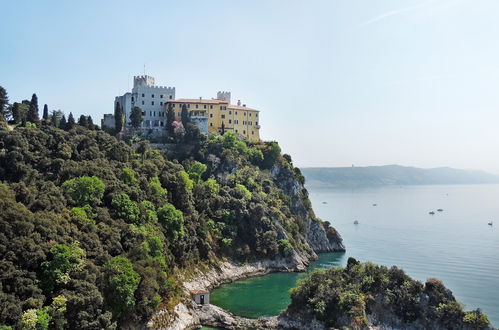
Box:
210, 252, 346, 318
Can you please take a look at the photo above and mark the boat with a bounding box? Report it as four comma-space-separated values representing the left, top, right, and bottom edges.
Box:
322, 201, 327, 204
437, 209, 443, 212
373, 203, 377, 206
488, 221, 493, 226
429, 211, 435, 215
353, 220, 359, 225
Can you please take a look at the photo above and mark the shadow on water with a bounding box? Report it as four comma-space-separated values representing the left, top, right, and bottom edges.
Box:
210, 252, 346, 319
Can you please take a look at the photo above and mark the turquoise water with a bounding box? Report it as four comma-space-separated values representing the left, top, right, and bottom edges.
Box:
211, 184, 499, 326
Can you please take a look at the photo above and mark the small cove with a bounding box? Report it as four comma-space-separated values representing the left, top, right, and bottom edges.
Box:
211, 184, 499, 326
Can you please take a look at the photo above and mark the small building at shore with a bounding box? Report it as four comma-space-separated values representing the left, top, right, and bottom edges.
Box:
190, 289, 210, 305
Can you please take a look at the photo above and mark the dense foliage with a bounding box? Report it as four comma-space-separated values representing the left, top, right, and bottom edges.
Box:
288, 258, 491, 329
0, 121, 321, 328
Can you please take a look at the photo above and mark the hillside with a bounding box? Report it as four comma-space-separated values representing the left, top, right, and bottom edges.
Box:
302, 165, 499, 188
0, 124, 343, 329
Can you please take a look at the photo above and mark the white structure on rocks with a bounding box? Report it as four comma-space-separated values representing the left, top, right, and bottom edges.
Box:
114, 75, 175, 132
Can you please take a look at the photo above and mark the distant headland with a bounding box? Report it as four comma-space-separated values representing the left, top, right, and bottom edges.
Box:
302, 165, 499, 188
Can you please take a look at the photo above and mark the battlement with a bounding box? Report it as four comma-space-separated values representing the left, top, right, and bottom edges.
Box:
134, 75, 156, 87
216, 91, 231, 104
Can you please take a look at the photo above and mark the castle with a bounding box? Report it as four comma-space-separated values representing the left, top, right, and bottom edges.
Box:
104, 75, 260, 141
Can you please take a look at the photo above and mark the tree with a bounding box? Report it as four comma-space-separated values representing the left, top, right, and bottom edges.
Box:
181, 104, 190, 126
114, 102, 123, 133
59, 115, 67, 129
66, 112, 75, 130
50, 110, 63, 127
42, 104, 49, 121
157, 203, 184, 241
62, 176, 105, 206
221, 121, 225, 135
27, 93, 40, 123
78, 115, 88, 127
87, 115, 95, 130
111, 193, 140, 224
41, 243, 86, 293
0, 86, 8, 122
188, 161, 207, 184
103, 256, 140, 319
129, 106, 143, 129
166, 103, 175, 135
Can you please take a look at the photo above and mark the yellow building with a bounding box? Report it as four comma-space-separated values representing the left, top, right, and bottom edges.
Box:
165, 96, 261, 141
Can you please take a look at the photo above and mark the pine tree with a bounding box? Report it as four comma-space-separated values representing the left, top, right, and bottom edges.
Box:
59, 115, 67, 129
78, 114, 88, 127
166, 103, 175, 135
67, 112, 75, 130
87, 116, 94, 130
114, 102, 123, 133
181, 104, 190, 126
0, 86, 8, 122
27, 93, 40, 123
42, 104, 49, 121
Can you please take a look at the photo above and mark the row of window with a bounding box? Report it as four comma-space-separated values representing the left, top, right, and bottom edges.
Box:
139, 94, 173, 99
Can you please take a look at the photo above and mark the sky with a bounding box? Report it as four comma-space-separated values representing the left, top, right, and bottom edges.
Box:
1, 0, 499, 173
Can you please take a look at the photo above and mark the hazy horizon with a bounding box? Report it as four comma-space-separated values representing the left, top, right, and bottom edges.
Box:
2, 0, 499, 173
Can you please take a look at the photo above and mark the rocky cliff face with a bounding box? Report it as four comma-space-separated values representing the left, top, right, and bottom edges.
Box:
271, 162, 345, 253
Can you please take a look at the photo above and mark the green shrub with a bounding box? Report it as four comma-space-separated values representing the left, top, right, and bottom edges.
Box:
62, 176, 105, 206
111, 193, 140, 224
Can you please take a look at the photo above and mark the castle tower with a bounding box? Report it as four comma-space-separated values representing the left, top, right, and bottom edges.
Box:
216, 91, 231, 104
133, 75, 155, 88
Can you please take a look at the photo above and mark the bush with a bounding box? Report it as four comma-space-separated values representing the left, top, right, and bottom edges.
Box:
111, 193, 141, 224
157, 204, 184, 241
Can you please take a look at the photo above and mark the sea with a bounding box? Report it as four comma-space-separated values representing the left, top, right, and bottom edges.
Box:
210, 184, 499, 327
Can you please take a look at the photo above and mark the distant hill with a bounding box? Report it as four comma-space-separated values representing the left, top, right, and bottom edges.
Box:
301, 165, 499, 188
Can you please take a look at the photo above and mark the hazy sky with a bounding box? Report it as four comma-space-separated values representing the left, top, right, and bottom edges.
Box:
2, 0, 499, 173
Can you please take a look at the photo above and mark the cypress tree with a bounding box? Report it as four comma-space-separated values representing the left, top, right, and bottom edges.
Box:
87, 116, 94, 130
27, 93, 40, 123
50, 111, 58, 126
78, 114, 88, 127
114, 102, 123, 133
166, 103, 175, 135
0, 86, 8, 122
181, 104, 190, 126
59, 115, 67, 129
67, 112, 75, 130
42, 104, 49, 121
221, 122, 225, 135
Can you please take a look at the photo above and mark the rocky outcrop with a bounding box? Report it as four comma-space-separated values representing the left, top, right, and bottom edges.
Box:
271, 162, 345, 253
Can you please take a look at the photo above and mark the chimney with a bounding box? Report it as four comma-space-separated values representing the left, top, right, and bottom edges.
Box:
243, 104, 246, 107
237, 100, 241, 106
199, 96, 202, 101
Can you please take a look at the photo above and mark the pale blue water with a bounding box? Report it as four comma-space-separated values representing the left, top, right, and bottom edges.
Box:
212, 184, 499, 326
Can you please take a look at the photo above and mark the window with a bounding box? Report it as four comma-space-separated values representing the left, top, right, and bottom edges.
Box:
210, 114, 213, 118
252, 131, 254, 135
132, 97, 134, 101
169, 95, 173, 99
142, 101, 144, 105
229, 119, 232, 124
235, 111, 238, 115
149, 111, 152, 116
187, 104, 190, 108
142, 93, 145, 97
244, 112, 246, 116
152, 94, 155, 98
142, 111, 145, 116
210, 105, 213, 109
229, 111, 232, 115
243, 130, 246, 134
236, 129, 238, 132
256, 121, 258, 125
204, 105, 207, 109
196, 104, 199, 109
152, 101, 154, 105
160, 95, 163, 99
210, 123, 213, 126
154, 111, 156, 116
256, 114, 258, 117
160, 102, 163, 106
221, 115, 225, 119
249, 113, 252, 117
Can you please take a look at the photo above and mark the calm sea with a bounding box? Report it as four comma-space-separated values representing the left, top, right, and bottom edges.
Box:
210, 184, 499, 326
